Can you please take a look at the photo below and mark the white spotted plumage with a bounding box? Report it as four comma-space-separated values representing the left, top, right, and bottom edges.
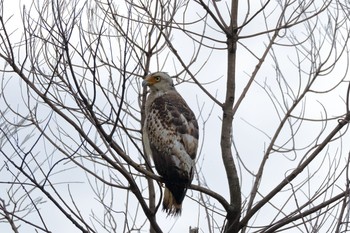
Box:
142, 72, 199, 215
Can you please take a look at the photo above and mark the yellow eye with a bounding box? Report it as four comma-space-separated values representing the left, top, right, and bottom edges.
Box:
154, 76, 161, 81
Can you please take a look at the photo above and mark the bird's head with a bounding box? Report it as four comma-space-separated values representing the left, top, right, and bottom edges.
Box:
142, 72, 175, 92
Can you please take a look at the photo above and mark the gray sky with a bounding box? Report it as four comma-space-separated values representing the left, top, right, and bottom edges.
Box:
1, 0, 350, 232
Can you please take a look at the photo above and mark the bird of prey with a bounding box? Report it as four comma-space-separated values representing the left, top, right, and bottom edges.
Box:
142, 72, 199, 215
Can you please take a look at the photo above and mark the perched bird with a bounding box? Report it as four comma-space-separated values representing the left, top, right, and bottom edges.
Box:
142, 72, 199, 215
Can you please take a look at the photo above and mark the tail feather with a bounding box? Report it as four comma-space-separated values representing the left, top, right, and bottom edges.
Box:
163, 187, 183, 215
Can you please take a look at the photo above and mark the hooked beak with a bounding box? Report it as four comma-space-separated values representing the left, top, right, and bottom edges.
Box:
142, 74, 155, 87
142, 79, 149, 87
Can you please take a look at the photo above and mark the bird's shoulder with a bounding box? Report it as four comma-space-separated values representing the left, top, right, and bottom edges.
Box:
147, 91, 198, 139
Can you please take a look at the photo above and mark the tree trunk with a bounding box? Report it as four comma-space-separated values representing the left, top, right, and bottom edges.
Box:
221, 1, 241, 232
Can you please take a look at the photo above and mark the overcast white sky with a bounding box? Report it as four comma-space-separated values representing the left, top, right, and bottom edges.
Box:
1, 0, 350, 232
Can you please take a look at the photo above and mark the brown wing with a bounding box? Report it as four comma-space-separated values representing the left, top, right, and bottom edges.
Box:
145, 91, 198, 203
